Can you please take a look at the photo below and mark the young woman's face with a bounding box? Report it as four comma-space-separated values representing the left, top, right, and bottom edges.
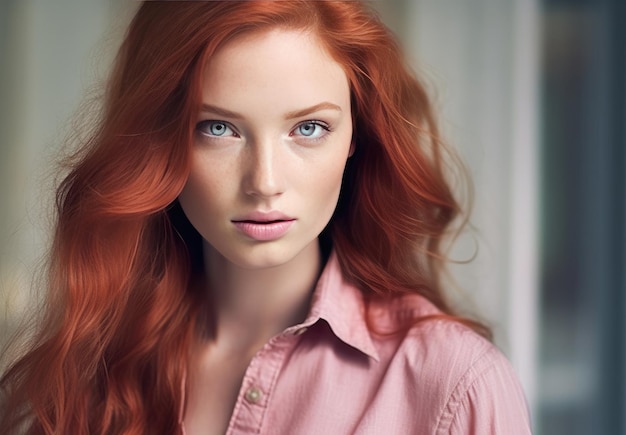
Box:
178, 29, 353, 269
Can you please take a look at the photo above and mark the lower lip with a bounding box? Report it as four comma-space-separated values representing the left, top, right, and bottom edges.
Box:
232, 220, 295, 241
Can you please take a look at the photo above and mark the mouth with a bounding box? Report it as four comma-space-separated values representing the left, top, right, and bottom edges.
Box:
232, 210, 295, 224
235, 218, 294, 224
231, 219, 295, 241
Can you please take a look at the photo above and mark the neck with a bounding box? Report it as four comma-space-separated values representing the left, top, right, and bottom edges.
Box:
202, 240, 322, 352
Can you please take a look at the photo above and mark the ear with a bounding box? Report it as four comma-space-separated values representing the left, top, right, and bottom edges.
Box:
348, 139, 355, 157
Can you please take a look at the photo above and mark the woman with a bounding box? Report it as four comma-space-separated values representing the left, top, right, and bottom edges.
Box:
0, 2, 531, 434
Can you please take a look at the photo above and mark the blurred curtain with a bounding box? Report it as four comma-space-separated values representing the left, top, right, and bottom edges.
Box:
539, 0, 626, 433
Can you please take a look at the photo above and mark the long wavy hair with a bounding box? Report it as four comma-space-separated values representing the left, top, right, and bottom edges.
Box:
1, 2, 488, 434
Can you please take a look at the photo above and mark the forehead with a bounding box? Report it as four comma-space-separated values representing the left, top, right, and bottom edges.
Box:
200, 29, 350, 113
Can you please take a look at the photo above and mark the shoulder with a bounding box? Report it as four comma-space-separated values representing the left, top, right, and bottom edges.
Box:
371, 296, 532, 434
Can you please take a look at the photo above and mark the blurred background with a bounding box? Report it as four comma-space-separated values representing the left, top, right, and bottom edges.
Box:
0, 1, 624, 434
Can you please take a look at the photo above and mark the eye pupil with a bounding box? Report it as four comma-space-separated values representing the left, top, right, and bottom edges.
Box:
210, 123, 226, 135
300, 123, 316, 136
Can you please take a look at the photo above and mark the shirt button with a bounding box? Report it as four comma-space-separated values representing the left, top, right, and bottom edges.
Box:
245, 386, 263, 404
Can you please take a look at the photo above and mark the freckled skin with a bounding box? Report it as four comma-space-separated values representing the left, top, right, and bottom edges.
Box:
178, 29, 353, 270
179, 29, 355, 435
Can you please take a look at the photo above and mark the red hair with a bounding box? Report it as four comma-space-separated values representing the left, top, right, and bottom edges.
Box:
1, 2, 488, 433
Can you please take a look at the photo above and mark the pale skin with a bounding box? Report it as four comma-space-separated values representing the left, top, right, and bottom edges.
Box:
178, 28, 353, 434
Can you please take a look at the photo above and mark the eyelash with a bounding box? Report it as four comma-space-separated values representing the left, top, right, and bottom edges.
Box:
291, 120, 331, 142
194, 119, 333, 143
195, 120, 239, 138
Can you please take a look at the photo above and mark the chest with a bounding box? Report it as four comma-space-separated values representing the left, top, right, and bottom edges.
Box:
181, 325, 441, 435
183, 349, 253, 435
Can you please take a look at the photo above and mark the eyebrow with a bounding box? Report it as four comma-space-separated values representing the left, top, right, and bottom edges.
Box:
284, 102, 342, 119
199, 102, 342, 120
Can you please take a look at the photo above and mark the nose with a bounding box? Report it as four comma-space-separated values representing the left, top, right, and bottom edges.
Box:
243, 138, 285, 198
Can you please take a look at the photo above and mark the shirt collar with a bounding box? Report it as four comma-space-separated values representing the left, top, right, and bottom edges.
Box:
301, 251, 380, 361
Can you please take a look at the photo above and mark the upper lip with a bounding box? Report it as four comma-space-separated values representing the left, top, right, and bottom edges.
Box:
232, 211, 295, 223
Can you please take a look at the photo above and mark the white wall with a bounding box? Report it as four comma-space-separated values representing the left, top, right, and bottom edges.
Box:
379, 0, 540, 418
0, 0, 134, 348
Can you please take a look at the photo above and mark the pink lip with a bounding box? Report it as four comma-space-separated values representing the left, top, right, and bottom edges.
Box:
232, 211, 295, 241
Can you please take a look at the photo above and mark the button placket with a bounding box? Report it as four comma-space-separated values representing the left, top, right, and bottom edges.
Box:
227, 334, 299, 434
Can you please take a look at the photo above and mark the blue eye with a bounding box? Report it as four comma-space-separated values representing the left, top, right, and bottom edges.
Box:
197, 120, 237, 137
293, 121, 329, 139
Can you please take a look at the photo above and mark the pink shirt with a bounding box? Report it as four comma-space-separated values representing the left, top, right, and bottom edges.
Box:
182, 252, 532, 434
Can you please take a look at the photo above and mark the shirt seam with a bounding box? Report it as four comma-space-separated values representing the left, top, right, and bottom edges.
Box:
434, 344, 499, 433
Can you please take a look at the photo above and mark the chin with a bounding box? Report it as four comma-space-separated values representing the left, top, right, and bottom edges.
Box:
232, 253, 289, 270
215, 243, 297, 270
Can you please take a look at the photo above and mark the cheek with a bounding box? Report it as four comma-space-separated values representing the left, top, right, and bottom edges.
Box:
305, 158, 349, 210
178, 164, 226, 222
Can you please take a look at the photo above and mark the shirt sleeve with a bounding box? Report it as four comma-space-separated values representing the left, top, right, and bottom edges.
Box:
436, 345, 533, 434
